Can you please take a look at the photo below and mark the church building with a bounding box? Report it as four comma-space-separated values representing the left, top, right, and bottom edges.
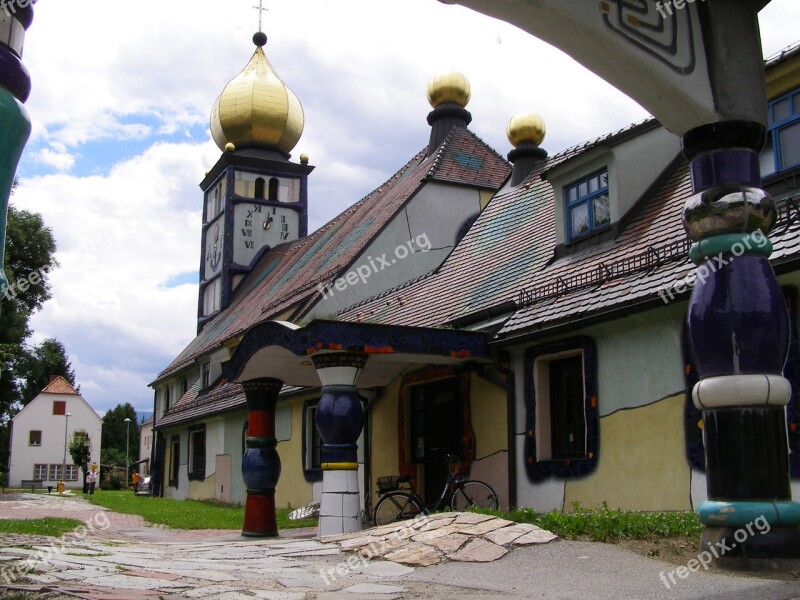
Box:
151, 25, 800, 538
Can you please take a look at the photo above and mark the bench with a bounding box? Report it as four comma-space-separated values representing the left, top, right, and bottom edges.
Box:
20, 479, 44, 493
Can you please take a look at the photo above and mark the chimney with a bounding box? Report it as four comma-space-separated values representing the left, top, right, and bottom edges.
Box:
50, 375, 58, 383
426, 72, 472, 156
506, 112, 548, 187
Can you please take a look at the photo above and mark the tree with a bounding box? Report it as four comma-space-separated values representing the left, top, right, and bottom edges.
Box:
101, 403, 137, 470
18, 338, 77, 407
0, 202, 58, 418
68, 430, 92, 488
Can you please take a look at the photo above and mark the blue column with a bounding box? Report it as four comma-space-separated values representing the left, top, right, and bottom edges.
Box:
312, 352, 367, 536
684, 121, 800, 566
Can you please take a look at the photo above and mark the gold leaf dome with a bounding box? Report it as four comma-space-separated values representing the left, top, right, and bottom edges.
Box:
426, 71, 471, 108
507, 112, 546, 147
210, 42, 304, 154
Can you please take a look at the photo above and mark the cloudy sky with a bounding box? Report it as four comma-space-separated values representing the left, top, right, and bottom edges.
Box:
10, 0, 800, 415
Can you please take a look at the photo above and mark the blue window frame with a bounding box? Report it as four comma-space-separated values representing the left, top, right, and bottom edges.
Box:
565, 170, 610, 241
762, 90, 800, 176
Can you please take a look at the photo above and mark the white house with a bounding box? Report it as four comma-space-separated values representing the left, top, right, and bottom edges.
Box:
9, 376, 102, 488
138, 416, 153, 476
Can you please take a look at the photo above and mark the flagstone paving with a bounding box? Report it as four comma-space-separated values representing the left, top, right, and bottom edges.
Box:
0, 494, 556, 599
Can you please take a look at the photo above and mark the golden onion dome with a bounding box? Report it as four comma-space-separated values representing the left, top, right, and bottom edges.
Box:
426, 71, 471, 108
507, 112, 547, 147
210, 36, 304, 154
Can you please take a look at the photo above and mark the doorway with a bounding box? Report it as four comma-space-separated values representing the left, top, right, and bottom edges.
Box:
410, 379, 461, 505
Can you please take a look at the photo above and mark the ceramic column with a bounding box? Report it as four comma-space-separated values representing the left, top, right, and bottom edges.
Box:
0, 1, 34, 316
684, 121, 800, 565
241, 378, 282, 537
312, 352, 367, 536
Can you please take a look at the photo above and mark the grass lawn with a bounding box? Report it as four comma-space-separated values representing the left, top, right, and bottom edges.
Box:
0, 517, 86, 537
477, 502, 703, 542
85, 491, 317, 530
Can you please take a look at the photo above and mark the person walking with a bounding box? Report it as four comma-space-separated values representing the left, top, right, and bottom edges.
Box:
131, 471, 142, 494
87, 469, 96, 495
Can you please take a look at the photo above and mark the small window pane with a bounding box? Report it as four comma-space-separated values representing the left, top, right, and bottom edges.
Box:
600, 172, 609, 187
49, 465, 62, 481
567, 186, 577, 203
778, 121, 800, 170
33, 464, 47, 479
571, 203, 590, 237
593, 195, 611, 228
588, 177, 598, 193
774, 98, 792, 123
578, 181, 588, 198
760, 141, 776, 177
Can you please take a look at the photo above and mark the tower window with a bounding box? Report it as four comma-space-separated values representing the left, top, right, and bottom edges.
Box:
566, 170, 610, 241
255, 177, 266, 199
268, 177, 279, 201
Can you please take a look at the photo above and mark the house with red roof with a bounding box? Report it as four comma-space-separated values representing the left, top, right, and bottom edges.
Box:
150, 29, 800, 537
9, 376, 102, 489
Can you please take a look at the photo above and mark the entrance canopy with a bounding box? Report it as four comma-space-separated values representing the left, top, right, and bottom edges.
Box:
222, 319, 491, 388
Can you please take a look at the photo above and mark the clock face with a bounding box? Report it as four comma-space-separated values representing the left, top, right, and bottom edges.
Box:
233, 203, 299, 266
204, 218, 224, 279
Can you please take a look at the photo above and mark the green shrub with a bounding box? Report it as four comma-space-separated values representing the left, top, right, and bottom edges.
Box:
100, 470, 127, 490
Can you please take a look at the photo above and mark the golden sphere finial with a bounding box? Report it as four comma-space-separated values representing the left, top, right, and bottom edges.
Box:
427, 71, 471, 109
225, 142, 236, 152
507, 112, 546, 147
299, 153, 309, 165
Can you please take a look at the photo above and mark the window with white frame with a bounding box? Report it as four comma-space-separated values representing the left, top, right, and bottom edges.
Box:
49, 464, 62, 481
33, 464, 46, 480
64, 465, 79, 481
565, 170, 610, 240
762, 89, 800, 177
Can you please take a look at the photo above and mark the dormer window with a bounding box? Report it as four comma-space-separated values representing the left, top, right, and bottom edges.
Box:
566, 170, 610, 241
762, 89, 800, 177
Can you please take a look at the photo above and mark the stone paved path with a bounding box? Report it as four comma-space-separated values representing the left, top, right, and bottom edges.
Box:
0, 494, 556, 599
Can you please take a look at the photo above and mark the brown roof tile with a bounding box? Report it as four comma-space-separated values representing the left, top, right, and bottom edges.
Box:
40, 376, 80, 396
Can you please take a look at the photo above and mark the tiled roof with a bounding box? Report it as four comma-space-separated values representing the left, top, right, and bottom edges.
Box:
155, 380, 311, 429
40, 376, 80, 396
338, 120, 800, 340
155, 126, 510, 382
335, 123, 660, 326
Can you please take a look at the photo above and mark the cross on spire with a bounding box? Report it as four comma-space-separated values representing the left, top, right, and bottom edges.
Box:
253, 1, 268, 33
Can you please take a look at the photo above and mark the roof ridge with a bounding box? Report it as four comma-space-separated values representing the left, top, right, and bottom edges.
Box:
547, 118, 656, 163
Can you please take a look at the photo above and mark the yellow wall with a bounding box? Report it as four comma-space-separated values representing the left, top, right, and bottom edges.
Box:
369, 377, 402, 507
189, 475, 216, 501
767, 55, 800, 99
564, 394, 691, 511
274, 396, 313, 510
470, 375, 507, 459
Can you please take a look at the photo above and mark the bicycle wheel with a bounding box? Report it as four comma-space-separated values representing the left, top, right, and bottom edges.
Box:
451, 481, 499, 512
374, 492, 423, 526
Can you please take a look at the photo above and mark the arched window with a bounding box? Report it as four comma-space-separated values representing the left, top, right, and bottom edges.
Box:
254, 177, 266, 199
268, 177, 279, 201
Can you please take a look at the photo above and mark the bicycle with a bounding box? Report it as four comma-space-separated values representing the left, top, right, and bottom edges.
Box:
373, 454, 499, 526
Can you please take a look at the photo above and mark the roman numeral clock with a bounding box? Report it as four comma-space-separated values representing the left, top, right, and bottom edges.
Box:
198, 165, 310, 330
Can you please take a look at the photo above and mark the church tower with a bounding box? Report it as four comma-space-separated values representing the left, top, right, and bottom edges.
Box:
198, 30, 313, 331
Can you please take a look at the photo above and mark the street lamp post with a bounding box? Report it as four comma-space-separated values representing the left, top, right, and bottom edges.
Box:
61, 412, 71, 492
124, 417, 131, 486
